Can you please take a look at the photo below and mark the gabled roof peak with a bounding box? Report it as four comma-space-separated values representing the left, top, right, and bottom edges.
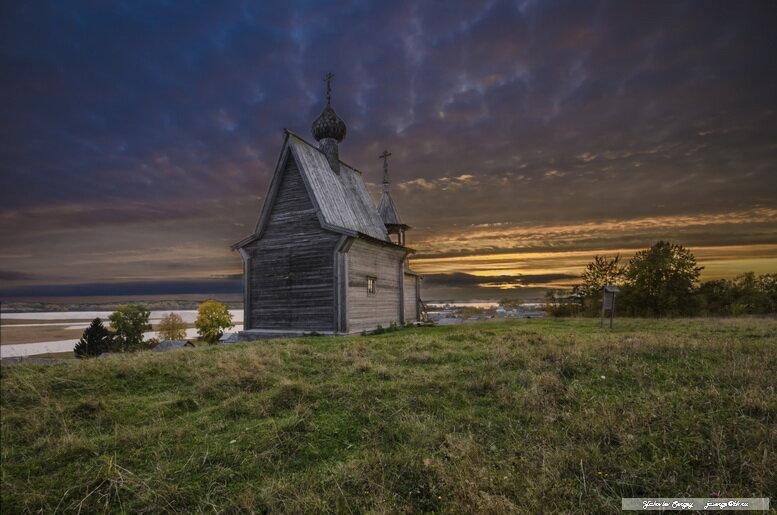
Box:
284, 129, 361, 175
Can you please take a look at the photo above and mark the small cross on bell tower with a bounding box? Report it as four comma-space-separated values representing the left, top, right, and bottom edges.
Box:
377, 149, 409, 246
379, 150, 392, 192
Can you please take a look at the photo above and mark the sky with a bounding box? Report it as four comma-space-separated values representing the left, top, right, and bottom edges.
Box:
1, 0, 776, 302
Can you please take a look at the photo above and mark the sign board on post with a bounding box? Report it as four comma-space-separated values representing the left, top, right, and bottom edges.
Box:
600, 285, 620, 328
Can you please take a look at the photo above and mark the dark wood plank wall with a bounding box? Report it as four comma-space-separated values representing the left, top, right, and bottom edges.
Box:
346, 239, 404, 332
246, 156, 341, 331
403, 274, 419, 321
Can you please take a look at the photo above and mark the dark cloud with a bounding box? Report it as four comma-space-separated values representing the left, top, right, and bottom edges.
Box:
1, 1, 775, 300
423, 272, 578, 288
0, 279, 241, 298
0, 270, 35, 281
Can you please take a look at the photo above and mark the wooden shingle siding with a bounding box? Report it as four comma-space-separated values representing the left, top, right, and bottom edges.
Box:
346, 239, 404, 332
246, 155, 341, 331
403, 274, 419, 321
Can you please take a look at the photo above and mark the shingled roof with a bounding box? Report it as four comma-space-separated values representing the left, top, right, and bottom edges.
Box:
234, 130, 392, 248
378, 190, 405, 227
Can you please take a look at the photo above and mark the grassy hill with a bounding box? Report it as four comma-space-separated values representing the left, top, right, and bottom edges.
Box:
1, 318, 775, 513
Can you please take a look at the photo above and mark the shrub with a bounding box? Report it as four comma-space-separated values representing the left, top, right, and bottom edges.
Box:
544, 302, 582, 317
195, 300, 234, 344
73, 318, 113, 358
108, 305, 152, 352
158, 312, 187, 340
498, 298, 524, 309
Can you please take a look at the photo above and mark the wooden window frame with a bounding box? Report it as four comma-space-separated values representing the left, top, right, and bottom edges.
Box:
367, 276, 377, 295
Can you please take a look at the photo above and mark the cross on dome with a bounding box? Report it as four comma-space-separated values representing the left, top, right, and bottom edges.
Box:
323, 72, 334, 105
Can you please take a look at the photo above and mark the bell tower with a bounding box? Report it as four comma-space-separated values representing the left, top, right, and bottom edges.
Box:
377, 150, 409, 245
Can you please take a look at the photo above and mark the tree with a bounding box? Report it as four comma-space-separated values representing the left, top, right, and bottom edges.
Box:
158, 312, 187, 340
729, 272, 773, 314
498, 298, 523, 309
108, 304, 152, 352
74, 318, 113, 358
569, 254, 623, 315
195, 300, 234, 344
578, 254, 623, 298
622, 241, 703, 317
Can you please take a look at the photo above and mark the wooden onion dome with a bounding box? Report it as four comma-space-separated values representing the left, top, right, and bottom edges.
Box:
312, 73, 346, 174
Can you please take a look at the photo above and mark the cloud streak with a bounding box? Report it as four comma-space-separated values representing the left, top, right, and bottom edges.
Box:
422, 272, 578, 289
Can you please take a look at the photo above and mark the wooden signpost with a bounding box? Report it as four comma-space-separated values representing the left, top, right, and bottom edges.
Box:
600, 285, 620, 328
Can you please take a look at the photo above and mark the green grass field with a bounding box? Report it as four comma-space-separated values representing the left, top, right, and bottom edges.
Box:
1, 318, 775, 513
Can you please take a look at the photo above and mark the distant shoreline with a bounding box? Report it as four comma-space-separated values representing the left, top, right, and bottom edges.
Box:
1, 295, 242, 313
1, 297, 550, 314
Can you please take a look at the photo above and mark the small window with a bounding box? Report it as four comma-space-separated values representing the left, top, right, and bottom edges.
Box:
367, 276, 376, 295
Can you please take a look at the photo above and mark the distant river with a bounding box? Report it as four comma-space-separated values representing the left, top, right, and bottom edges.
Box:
0, 310, 243, 359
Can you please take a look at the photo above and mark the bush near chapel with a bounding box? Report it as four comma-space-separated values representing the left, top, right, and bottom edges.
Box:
157, 312, 187, 340
194, 300, 234, 344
